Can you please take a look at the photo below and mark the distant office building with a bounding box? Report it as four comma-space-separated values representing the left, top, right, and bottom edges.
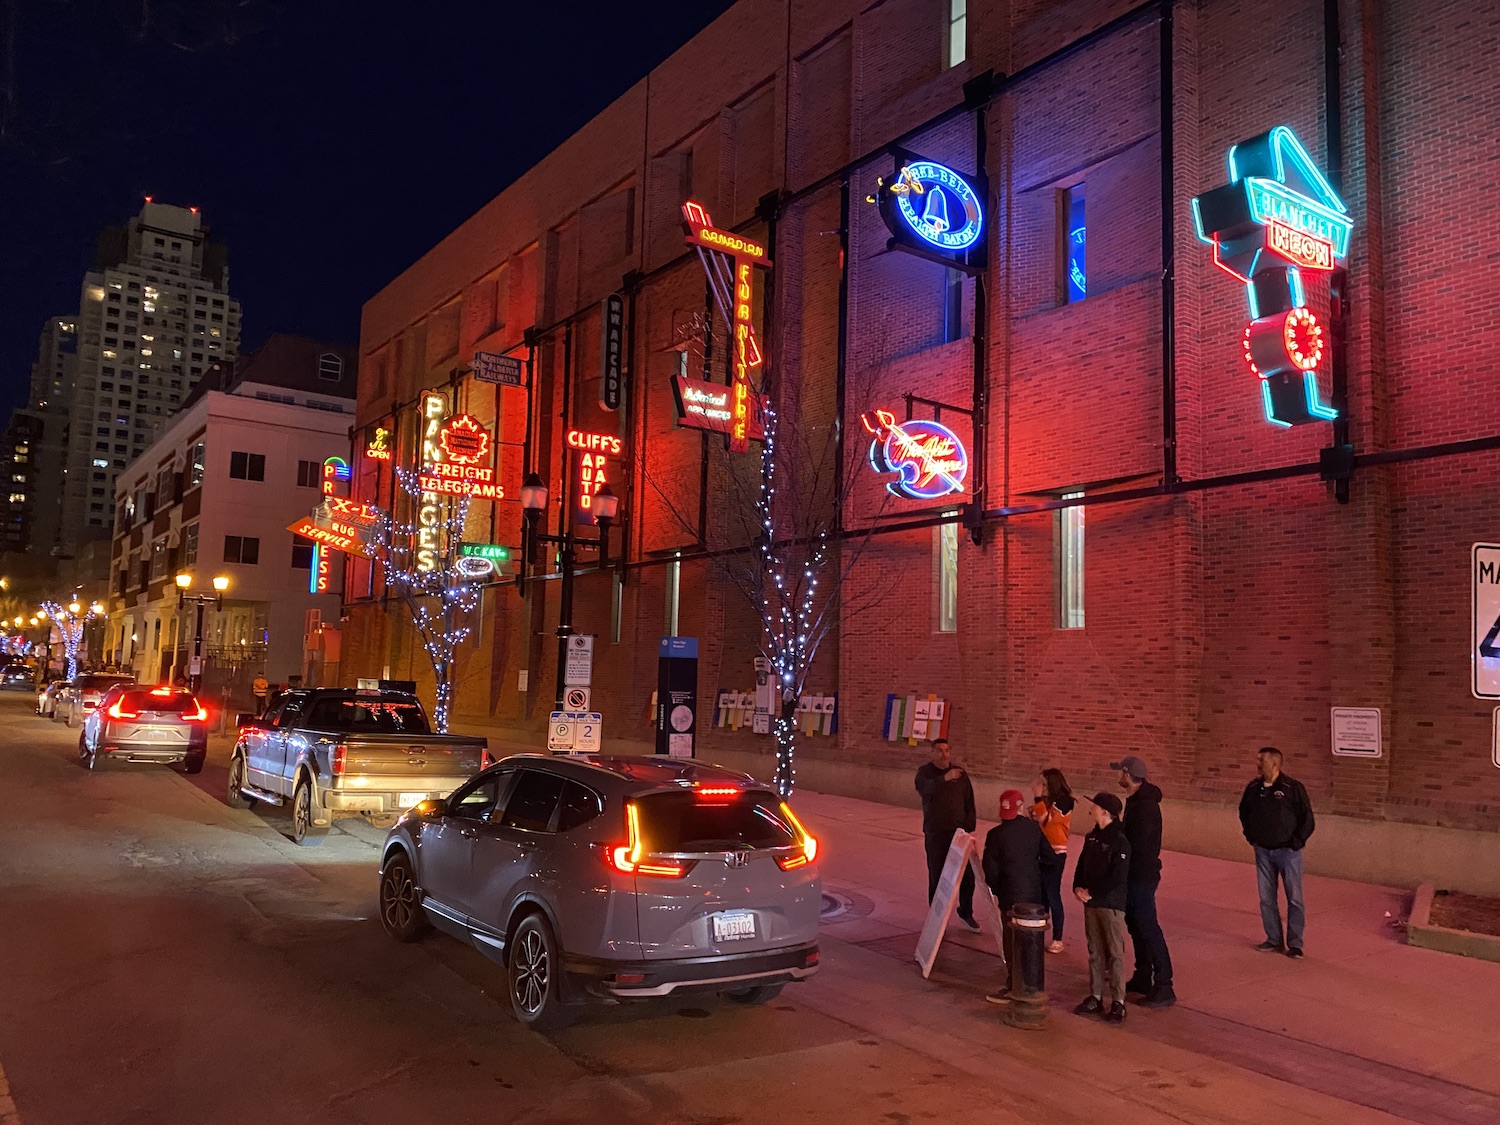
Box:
19, 200, 242, 558
1, 316, 77, 552
106, 334, 356, 690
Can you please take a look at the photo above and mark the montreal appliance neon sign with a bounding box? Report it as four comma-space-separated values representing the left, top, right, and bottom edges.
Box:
861, 410, 969, 501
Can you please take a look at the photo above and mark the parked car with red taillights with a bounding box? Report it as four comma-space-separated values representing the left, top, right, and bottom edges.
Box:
36, 678, 71, 717
56, 673, 135, 727
77, 685, 209, 772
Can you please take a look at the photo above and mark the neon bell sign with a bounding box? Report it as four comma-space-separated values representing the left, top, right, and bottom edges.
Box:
1192, 125, 1350, 426
873, 156, 986, 273
861, 410, 969, 501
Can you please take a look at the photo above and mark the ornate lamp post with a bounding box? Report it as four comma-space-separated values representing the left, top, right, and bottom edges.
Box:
175, 573, 230, 692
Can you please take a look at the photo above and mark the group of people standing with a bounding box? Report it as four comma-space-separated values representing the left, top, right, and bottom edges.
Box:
916, 740, 1315, 1026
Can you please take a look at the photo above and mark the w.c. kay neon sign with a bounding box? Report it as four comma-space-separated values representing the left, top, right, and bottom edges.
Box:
861, 410, 969, 501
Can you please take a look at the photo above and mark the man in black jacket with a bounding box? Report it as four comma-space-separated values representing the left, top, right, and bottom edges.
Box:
1238, 746, 1316, 958
914, 738, 979, 931
982, 789, 1054, 1003
1073, 792, 1131, 1023
1113, 754, 1175, 1008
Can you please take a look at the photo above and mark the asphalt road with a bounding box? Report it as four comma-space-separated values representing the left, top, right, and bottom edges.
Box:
0, 693, 1004, 1125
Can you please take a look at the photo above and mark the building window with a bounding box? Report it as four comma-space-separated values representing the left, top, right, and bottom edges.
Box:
611, 571, 624, 645
229, 451, 265, 481
1056, 492, 1085, 629
317, 353, 344, 382
183, 523, 199, 567
664, 553, 681, 637
150, 537, 169, 579
291, 534, 314, 569
943, 268, 965, 343
296, 460, 321, 487
935, 519, 959, 633
1060, 185, 1087, 304
946, 0, 967, 68
224, 535, 260, 565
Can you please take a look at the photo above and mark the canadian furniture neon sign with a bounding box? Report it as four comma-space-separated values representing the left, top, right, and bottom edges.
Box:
682, 200, 771, 454
861, 410, 969, 501
1192, 125, 1349, 426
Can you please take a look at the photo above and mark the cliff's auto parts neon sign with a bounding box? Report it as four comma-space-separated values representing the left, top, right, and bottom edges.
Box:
861, 410, 969, 501
567, 428, 620, 520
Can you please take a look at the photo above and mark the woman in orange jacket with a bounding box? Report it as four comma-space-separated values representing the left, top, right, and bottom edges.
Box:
1031, 768, 1076, 953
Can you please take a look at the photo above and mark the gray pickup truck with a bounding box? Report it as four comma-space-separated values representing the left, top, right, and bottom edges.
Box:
227, 688, 488, 845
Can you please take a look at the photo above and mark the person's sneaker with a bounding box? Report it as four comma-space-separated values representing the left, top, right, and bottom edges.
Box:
986, 989, 1013, 1005
1254, 940, 1285, 953
1124, 976, 1153, 994
1103, 1000, 1127, 1024
957, 913, 981, 933
1286, 946, 1305, 959
1139, 986, 1177, 1009
1047, 940, 1065, 954
1073, 996, 1104, 1017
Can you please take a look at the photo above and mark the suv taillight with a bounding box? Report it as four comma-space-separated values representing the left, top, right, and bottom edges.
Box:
599, 802, 688, 878
331, 745, 346, 776
774, 801, 819, 871
183, 698, 208, 722
106, 700, 137, 721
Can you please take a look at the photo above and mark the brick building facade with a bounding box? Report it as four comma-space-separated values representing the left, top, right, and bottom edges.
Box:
346, 0, 1500, 884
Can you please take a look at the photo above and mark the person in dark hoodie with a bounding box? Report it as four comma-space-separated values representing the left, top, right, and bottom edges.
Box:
982, 789, 1055, 1004
1238, 746, 1315, 958
1112, 754, 1175, 1008
914, 738, 980, 932
1073, 791, 1131, 1023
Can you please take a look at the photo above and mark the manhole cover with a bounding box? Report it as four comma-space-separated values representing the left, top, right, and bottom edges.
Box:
820, 891, 851, 919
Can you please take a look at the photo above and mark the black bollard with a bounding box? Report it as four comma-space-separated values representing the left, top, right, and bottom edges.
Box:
1006, 901, 1049, 1029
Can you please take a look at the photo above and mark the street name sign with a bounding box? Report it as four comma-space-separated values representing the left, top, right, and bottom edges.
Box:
1473, 544, 1500, 699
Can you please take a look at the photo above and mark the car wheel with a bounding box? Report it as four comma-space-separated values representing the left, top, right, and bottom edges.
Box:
507, 914, 574, 1031
77, 733, 97, 771
62, 706, 73, 728
723, 984, 785, 1006
181, 752, 205, 775
379, 853, 430, 942
289, 777, 328, 846
226, 753, 256, 809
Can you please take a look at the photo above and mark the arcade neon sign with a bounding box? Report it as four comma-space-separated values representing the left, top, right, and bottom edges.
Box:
861, 410, 969, 501
1192, 125, 1349, 426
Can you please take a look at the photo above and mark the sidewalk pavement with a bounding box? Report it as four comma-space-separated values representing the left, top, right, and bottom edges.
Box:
791, 788, 1500, 1125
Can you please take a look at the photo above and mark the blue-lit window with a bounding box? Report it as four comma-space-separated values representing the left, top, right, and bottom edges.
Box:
1062, 185, 1086, 304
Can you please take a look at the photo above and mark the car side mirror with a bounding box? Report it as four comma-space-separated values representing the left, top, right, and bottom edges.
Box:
236, 713, 261, 728
414, 797, 447, 819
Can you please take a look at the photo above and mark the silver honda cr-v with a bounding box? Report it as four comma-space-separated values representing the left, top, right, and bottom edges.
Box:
378, 754, 821, 1029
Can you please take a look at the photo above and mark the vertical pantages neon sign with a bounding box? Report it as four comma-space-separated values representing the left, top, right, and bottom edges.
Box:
1191, 125, 1351, 426
416, 391, 449, 572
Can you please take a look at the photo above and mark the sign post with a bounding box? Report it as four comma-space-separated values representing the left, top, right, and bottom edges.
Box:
914, 830, 1006, 978
655, 637, 699, 757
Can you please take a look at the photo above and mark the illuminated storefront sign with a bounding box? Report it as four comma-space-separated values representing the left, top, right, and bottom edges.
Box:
683, 200, 771, 454
287, 516, 374, 559
567, 429, 619, 523
861, 410, 969, 501
323, 495, 379, 526
438, 414, 490, 465
416, 391, 448, 571
321, 456, 349, 497
416, 462, 506, 500
872, 155, 987, 272
671, 375, 767, 439
364, 426, 392, 461
455, 542, 512, 579
308, 457, 353, 592
1192, 125, 1349, 426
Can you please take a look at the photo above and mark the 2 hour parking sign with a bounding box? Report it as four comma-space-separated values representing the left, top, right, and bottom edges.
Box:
1473, 544, 1500, 699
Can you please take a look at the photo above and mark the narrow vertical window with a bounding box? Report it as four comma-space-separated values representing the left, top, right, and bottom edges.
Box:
1060, 185, 1087, 304
935, 519, 959, 632
665, 554, 681, 637
1056, 492, 1085, 629
942, 268, 965, 343
611, 571, 624, 645
947, 0, 967, 68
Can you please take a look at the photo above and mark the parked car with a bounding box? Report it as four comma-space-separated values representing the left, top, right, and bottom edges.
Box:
227, 688, 487, 846
36, 679, 72, 717
1, 663, 35, 692
377, 755, 821, 1031
77, 684, 209, 771
56, 673, 135, 727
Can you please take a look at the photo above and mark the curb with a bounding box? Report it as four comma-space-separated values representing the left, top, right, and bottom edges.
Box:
1407, 883, 1500, 963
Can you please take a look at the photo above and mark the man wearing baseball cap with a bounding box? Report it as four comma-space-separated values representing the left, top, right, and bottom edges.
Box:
981, 789, 1054, 1004
1111, 754, 1176, 1008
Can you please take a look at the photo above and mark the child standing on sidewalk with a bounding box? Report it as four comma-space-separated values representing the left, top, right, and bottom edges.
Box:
1032, 768, 1076, 953
1073, 792, 1132, 1024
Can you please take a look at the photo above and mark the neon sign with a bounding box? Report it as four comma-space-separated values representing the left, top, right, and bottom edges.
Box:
416, 462, 505, 500
438, 414, 490, 465
872, 155, 986, 272
861, 410, 969, 501
287, 516, 373, 559
683, 200, 771, 454
415, 391, 447, 572
1191, 126, 1348, 427
566, 429, 618, 521
311, 456, 352, 592
567, 429, 622, 456
321, 456, 349, 497
364, 426, 392, 462
670, 375, 767, 440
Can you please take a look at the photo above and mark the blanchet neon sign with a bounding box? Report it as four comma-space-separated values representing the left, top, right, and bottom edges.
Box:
683, 200, 771, 454
1192, 125, 1349, 426
861, 410, 969, 501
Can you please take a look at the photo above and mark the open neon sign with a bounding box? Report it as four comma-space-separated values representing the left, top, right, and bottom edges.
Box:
861, 410, 969, 501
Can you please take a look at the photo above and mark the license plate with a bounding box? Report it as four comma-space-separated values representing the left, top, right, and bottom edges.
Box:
399, 792, 426, 808
711, 911, 757, 942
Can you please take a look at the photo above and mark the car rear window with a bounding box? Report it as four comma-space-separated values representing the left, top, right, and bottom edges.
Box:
303, 697, 431, 733
78, 676, 132, 693
117, 690, 201, 714
634, 791, 796, 852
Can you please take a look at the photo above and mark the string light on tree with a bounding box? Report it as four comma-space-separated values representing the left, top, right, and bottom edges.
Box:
40, 598, 104, 681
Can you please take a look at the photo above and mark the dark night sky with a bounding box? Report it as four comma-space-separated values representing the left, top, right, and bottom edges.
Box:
0, 0, 735, 419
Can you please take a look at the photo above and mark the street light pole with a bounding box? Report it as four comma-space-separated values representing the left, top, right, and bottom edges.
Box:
175, 573, 229, 693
